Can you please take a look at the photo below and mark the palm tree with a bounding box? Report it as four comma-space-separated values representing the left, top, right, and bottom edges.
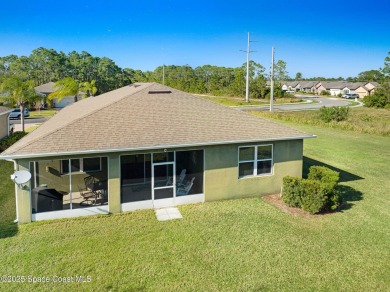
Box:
48, 77, 80, 104
0, 75, 39, 132
80, 80, 97, 97
49, 78, 98, 105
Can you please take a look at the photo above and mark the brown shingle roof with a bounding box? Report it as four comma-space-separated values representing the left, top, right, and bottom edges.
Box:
34, 82, 57, 94
1, 83, 313, 159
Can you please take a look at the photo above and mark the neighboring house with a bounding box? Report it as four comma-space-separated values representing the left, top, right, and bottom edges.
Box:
300, 81, 319, 93
35, 81, 81, 108
0, 83, 315, 223
0, 106, 12, 139
343, 82, 366, 97
281, 81, 300, 91
355, 85, 370, 98
364, 82, 380, 95
315, 81, 348, 95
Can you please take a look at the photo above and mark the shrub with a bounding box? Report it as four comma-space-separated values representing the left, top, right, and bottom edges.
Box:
308, 166, 339, 189
282, 166, 341, 214
319, 106, 349, 122
299, 179, 327, 214
363, 93, 389, 108
281, 176, 302, 207
0, 132, 27, 152
320, 90, 329, 96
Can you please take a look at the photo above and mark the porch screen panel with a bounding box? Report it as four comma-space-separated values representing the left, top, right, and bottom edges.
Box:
120, 154, 152, 203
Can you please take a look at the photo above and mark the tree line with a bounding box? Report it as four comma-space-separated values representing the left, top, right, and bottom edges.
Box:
1, 47, 388, 100
0, 47, 295, 99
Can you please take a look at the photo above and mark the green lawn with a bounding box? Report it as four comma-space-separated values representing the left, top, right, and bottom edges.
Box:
28, 109, 57, 119
0, 122, 389, 291
200, 95, 303, 107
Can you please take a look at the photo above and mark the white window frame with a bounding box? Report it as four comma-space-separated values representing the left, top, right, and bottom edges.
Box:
60, 157, 102, 175
238, 144, 273, 178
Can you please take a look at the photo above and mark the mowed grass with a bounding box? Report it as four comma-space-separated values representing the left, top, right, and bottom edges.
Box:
28, 109, 57, 119
0, 124, 390, 291
200, 95, 303, 107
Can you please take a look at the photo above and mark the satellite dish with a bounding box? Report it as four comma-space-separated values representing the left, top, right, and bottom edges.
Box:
11, 170, 31, 185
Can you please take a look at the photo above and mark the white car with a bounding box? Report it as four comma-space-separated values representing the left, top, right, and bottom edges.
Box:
9, 108, 30, 119
342, 93, 359, 99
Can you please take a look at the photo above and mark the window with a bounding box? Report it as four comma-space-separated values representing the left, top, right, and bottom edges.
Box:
61, 158, 102, 174
238, 145, 273, 178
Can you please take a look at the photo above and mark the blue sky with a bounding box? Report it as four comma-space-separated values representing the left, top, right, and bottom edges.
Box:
0, 0, 389, 78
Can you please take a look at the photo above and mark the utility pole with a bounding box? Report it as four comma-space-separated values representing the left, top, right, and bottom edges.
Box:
270, 47, 275, 112
245, 32, 250, 103
240, 32, 256, 103
162, 64, 165, 85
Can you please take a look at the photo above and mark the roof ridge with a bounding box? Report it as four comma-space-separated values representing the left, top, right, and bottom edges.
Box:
6, 83, 155, 154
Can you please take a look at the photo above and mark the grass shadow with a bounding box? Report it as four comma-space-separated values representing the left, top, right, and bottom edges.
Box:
0, 223, 18, 239
337, 185, 364, 212
0, 160, 19, 239
303, 156, 364, 212
303, 156, 364, 183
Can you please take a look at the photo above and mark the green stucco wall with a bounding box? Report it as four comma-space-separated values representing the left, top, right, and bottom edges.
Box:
107, 153, 121, 213
204, 140, 303, 201
14, 139, 303, 222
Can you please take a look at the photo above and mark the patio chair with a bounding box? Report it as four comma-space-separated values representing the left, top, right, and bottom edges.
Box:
176, 169, 187, 187
79, 175, 99, 206
176, 177, 195, 196
166, 169, 186, 187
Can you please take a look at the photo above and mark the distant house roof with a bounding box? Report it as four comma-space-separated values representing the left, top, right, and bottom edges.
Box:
1, 83, 314, 159
35, 82, 57, 94
300, 81, 319, 88
367, 81, 380, 87
344, 82, 366, 90
317, 81, 349, 89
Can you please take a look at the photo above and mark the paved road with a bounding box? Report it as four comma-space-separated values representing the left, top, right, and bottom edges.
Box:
10, 117, 49, 124
240, 95, 360, 112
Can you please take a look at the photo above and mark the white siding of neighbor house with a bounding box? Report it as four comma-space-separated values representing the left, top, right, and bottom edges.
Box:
53, 96, 76, 108
330, 89, 342, 96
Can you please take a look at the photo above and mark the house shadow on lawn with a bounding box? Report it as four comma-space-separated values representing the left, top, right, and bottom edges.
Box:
303, 156, 364, 212
0, 224, 18, 239
303, 156, 364, 183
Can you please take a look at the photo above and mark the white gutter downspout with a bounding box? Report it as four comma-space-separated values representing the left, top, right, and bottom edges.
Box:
12, 160, 19, 224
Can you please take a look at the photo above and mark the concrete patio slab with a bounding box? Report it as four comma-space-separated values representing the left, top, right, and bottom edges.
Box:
155, 207, 183, 221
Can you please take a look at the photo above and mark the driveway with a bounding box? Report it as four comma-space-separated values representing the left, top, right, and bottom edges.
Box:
240, 95, 361, 112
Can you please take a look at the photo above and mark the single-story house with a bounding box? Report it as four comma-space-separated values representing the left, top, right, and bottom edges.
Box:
315, 81, 350, 96
315, 81, 381, 97
343, 82, 366, 98
299, 81, 319, 93
355, 82, 381, 98
35, 82, 81, 108
0, 106, 13, 139
364, 82, 380, 96
281, 81, 300, 91
0, 83, 315, 223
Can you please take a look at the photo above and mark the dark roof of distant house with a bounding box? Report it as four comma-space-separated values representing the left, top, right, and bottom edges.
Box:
1, 83, 314, 159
